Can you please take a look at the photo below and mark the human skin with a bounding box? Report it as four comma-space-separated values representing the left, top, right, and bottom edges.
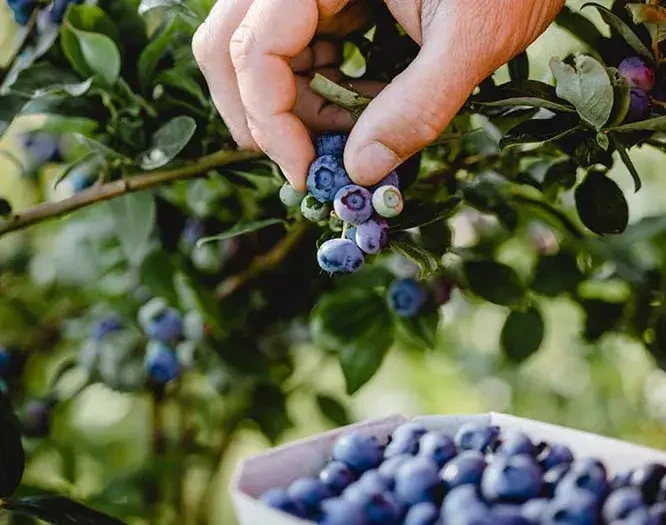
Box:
193, 0, 565, 190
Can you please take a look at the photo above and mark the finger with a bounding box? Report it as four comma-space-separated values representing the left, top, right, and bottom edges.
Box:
290, 40, 341, 73
230, 0, 352, 189
192, 0, 258, 150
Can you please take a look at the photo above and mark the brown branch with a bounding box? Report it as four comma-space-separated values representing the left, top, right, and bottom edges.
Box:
215, 220, 310, 299
0, 149, 263, 237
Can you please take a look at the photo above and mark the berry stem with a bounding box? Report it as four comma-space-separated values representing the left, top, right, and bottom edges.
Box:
309, 74, 372, 120
341, 222, 350, 240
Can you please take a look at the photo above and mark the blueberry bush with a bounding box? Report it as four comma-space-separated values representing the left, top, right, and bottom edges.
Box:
2, 0, 666, 523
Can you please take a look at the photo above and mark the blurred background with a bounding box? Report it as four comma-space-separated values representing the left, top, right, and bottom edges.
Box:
2, 1, 666, 524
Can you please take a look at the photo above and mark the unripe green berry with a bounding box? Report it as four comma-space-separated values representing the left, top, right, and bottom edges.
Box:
279, 183, 306, 207
301, 194, 330, 222
372, 185, 404, 218
329, 212, 344, 232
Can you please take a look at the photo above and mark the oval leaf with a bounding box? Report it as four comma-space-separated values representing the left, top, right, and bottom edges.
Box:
463, 260, 525, 306
501, 307, 545, 363
316, 394, 351, 427
389, 239, 440, 279
4, 495, 125, 524
60, 26, 121, 86
608, 115, 666, 133
389, 197, 461, 230
0, 392, 25, 498
549, 55, 614, 130
139, 116, 197, 170
575, 170, 628, 235
530, 252, 583, 297
500, 115, 580, 149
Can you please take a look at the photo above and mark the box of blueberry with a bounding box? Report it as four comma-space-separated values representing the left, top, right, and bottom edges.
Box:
231, 413, 666, 525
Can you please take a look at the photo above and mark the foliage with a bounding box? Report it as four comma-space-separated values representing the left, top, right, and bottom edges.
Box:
1, 0, 666, 523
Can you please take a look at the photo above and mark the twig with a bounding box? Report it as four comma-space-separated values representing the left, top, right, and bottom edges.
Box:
0, 149, 263, 237
215, 221, 309, 298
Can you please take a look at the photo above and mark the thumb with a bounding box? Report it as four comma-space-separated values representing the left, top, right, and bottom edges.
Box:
343, 21, 499, 186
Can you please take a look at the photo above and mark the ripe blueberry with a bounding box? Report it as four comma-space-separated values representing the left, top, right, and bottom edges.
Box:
394, 456, 442, 505
387, 278, 427, 317
539, 443, 575, 471
603, 487, 645, 522
70, 170, 94, 193
544, 463, 573, 497
146, 308, 183, 343
650, 502, 666, 524
301, 194, 331, 222
144, 341, 180, 384
441, 485, 490, 525
8, 0, 37, 26
315, 133, 348, 158
355, 218, 389, 255
307, 155, 352, 203
556, 459, 609, 501
612, 471, 634, 491
522, 498, 550, 523
50, 0, 83, 23
260, 488, 307, 518
417, 431, 457, 467
481, 454, 543, 503
279, 183, 306, 208
404, 501, 439, 525
497, 431, 537, 457
391, 422, 428, 442
631, 464, 666, 504
332, 432, 383, 473
91, 316, 123, 341
320, 461, 356, 495
543, 489, 600, 525
626, 89, 650, 123
362, 492, 402, 525
355, 470, 392, 494
455, 422, 500, 452
20, 132, 61, 165
319, 498, 366, 525
334, 185, 373, 225
372, 185, 404, 218
440, 450, 487, 490
287, 477, 331, 513
619, 57, 656, 92
492, 504, 532, 525
317, 239, 364, 274
378, 454, 412, 486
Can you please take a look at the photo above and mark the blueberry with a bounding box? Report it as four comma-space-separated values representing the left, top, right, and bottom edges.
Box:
334, 185, 373, 225
539, 444, 575, 470
181, 219, 206, 249
372, 171, 400, 191
391, 422, 428, 442
319, 498, 367, 525
620, 507, 659, 525
20, 132, 61, 165
0, 347, 10, 376
619, 57, 656, 92
544, 463, 573, 497
50, 0, 83, 23
440, 450, 487, 489
144, 341, 180, 384
146, 308, 183, 343
544, 489, 600, 525
372, 185, 404, 218
522, 498, 550, 523
287, 477, 331, 513
70, 170, 94, 193
21, 399, 52, 438
493, 504, 532, 525
604, 487, 646, 522
356, 470, 392, 494
320, 461, 356, 494
631, 464, 666, 504
345, 226, 358, 243
455, 423, 500, 452
317, 239, 364, 274
613, 471, 635, 491
378, 454, 412, 486
497, 432, 536, 458
387, 278, 427, 317
91, 316, 123, 341
260, 488, 307, 518
625, 89, 650, 123
8, 0, 37, 26
315, 133, 348, 157
363, 492, 402, 525
307, 155, 352, 203
441, 485, 490, 525
394, 456, 442, 505
481, 454, 542, 503
556, 459, 609, 501
332, 433, 383, 473
650, 502, 666, 525
404, 501, 438, 525
279, 183, 306, 208
302, 194, 331, 222
417, 431, 457, 467
384, 435, 419, 457
355, 218, 389, 255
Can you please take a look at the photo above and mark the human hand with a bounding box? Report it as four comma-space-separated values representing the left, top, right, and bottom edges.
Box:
193, 0, 565, 190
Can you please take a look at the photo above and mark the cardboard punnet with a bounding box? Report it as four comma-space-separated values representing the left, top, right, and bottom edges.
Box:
231, 412, 666, 525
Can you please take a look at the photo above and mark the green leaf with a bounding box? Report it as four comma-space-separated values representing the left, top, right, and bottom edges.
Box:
139, 116, 196, 170
555, 5, 605, 49
174, 271, 224, 336
138, 16, 189, 91
53, 153, 100, 189
197, 219, 284, 245
0, 392, 25, 498
73, 135, 126, 160
63, 5, 120, 44
609, 133, 641, 192
3, 495, 125, 524
139, 250, 180, 306
389, 197, 461, 230
575, 170, 628, 235
0, 94, 29, 135
154, 68, 207, 105
8, 63, 92, 98
549, 55, 614, 130
508, 52, 529, 83
596, 131, 610, 150
389, 239, 440, 279
608, 115, 666, 133
501, 307, 545, 363
463, 260, 525, 306
606, 68, 631, 127
316, 394, 351, 427
61, 26, 121, 86
582, 3, 653, 60
531, 252, 583, 297
476, 80, 576, 113
395, 308, 439, 350
107, 192, 156, 265
138, 0, 200, 20
500, 115, 581, 149
311, 289, 394, 395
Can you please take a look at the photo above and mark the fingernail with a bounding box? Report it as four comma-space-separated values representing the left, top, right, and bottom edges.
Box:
350, 141, 399, 186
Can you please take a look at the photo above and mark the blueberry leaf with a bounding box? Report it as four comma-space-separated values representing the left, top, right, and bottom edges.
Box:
107, 192, 156, 265
60, 27, 121, 87
138, 0, 200, 20
575, 169, 628, 235
311, 288, 394, 395
463, 260, 525, 306
501, 306, 545, 363
138, 116, 197, 170
0, 391, 25, 498
197, 219, 284, 245
389, 197, 461, 231
139, 250, 180, 306
394, 308, 439, 350
3, 495, 125, 524
530, 253, 583, 297
609, 133, 641, 192
608, 115, 666, 133
555, 5, 605, 49
316, 394, 351, 427
475, 80, 576, 113
137, 16, 190, 91
549, 55, 614, 130
389, 239, 440, 279
500, 114, 581, 149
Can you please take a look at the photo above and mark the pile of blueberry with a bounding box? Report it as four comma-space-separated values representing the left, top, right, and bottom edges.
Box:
259, 421, 666, 525
279, 133, 404, 275
6, 0, 82, 25
618, 57, 659, 122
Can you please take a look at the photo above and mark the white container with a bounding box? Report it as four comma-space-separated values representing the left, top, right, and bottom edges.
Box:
231, 413, 666, 525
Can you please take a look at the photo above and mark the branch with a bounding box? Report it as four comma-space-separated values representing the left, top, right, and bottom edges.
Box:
0, 149, 263, 237
216, 220, 309, 298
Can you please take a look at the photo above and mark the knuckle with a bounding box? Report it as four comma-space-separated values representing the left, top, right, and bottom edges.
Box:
192, 24, 214, 68
229, 25, 257, 66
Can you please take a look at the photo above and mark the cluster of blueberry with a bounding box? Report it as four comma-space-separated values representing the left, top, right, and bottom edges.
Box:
618, 57, 659, 122
259, 421, 666, 525
279, 133, 404, 275
6, 0, 82, 25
